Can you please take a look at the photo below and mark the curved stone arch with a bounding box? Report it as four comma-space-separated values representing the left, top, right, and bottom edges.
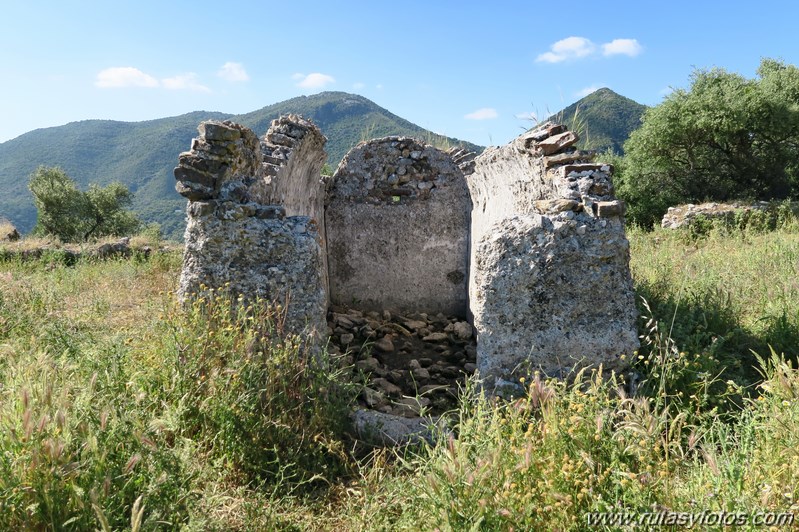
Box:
325, 137, 472, 316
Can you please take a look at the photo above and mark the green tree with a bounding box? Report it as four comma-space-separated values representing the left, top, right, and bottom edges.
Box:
29, 166, 140, 242
616, 58, 799, 227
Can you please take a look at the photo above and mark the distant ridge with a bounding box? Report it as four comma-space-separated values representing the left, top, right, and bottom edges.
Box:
547, 87, 647, 154
0, 92, 481, 239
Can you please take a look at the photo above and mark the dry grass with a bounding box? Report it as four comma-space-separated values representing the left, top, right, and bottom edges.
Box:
2, 224, 799, 529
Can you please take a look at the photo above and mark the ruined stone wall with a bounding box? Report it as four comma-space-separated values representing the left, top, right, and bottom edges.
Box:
175, 119, 328, 343
250, 115, 328, 220
326, 137, 471, 316
173, 115, 639, 407
466, 123, 638, 389
252, 115, 330, 299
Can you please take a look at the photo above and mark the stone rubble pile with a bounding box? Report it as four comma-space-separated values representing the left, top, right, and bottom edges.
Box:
326, 306, 476, 418
0, 237, 153, 262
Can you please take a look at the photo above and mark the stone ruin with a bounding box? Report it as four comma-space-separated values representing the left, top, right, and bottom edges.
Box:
174, 116, 639, 439
660, 201, 799, 230
174, 117, 328, 345
468, 123, 639, 390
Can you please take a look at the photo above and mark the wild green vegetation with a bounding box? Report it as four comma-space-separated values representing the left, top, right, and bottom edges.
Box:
615, 59, 799, 227
0, 93, 481, 240
28, 166, 140, 242
2, 217, 798, 530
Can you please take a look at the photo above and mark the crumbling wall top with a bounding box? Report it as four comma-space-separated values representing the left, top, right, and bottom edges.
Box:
174, 120, 262, 202
329, 137, 466, 205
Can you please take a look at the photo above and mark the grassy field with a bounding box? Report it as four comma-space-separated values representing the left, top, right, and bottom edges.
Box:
1, 222, 799, 530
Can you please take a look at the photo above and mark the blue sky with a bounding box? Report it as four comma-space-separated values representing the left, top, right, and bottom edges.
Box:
1, 0, 797, 146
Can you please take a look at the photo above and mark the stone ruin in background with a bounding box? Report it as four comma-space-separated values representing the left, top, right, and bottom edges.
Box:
174, 115, 639, 439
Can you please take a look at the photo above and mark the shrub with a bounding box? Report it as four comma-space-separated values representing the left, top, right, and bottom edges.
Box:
616, 59, 799, 228
28, 166, 140, 242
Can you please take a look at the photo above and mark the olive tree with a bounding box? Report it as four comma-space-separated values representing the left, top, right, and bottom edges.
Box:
29, 166, 140, 242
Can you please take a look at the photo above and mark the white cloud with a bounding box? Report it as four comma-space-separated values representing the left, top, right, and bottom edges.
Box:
376, 83, 383, 90
294, 72, 335, 89
465, 108, 498, 120
515, 111, 538, 121
537, 37, 643, 63
602, 38, 643, 57
536, 36, 596, 63
96, 67, 212, 92
162, 73, 211, 92
218, 62, 249, 82
575, 85, 601, 98
353, 82, 365, 90
95, 67, 158, 88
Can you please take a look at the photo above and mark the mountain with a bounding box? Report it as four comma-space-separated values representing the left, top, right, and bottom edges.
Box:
547, 88, 647, 154
0, 92, 482, 240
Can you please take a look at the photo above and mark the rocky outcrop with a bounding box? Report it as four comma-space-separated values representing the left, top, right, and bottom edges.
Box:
326, 137, 471, 316
661, 201, 767, 229
466, 122, 638, 389
175, 118, 328, 343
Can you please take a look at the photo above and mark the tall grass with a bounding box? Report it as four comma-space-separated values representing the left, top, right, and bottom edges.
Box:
0, 252, 357, 529
2, 221, 799, 529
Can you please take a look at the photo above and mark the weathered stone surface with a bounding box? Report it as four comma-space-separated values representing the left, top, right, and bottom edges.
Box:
535, 198, 581, 214
174, 120, 262, 201
326, 137, 471, 316
253, 115, 330, 302
595, 200, 626, 217
176, 117, 329, 347
543, 149, 596, 168
466, 125, 638, 388
451, 321, 473, 340
535, 131, 579, 156
252, 115, 328, 224
178, 202, 327, 344
660, 201, 799, 229
374, 336, 395, 353
351, 409, 440, 446
93, 237, 133, 258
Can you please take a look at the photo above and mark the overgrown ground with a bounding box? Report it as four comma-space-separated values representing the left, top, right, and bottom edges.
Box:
1, 222, 799, 530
